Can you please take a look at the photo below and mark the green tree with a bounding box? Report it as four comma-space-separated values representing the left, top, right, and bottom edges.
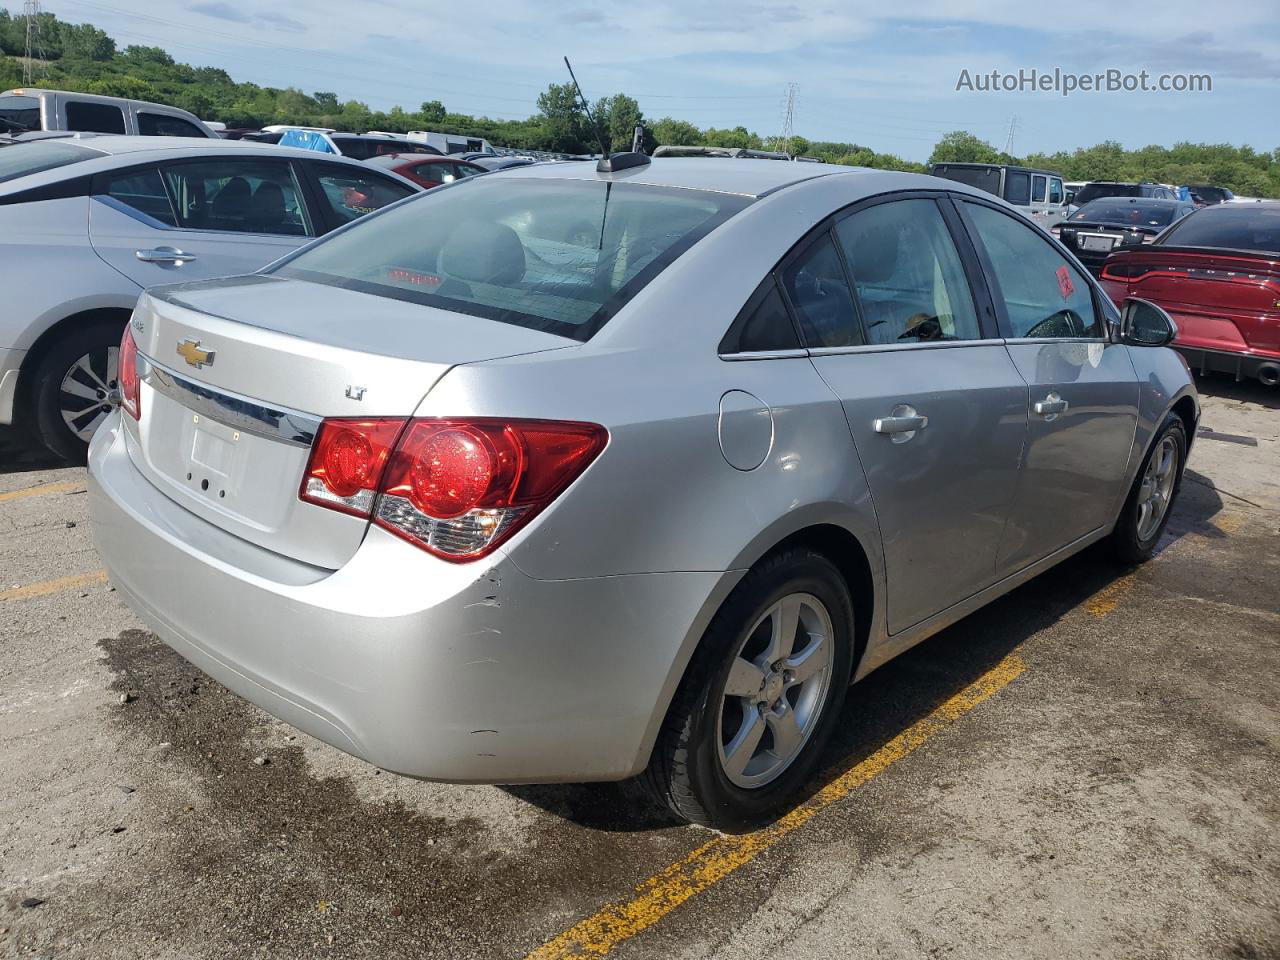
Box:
120, 44, 172, 66
703, 126, 761, 149
928, 130, 1009, 165
59, 22, 114, 61
536, 81, 590, 153
651, 116, 702, 147
418, 99, 446, 124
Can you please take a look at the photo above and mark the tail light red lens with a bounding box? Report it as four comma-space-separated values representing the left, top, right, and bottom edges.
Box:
118, 325, 141, 421
300, 419, 406, 517
300, 417, 607, 561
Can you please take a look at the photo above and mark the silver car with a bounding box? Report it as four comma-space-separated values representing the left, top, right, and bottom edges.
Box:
0, 134, 420, 460
87, 158, 1198, 829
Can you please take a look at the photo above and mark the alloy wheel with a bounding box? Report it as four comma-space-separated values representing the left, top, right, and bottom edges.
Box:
59, 346, 119, 443
716, 592, 835, 789
1136, 434, 1179, 541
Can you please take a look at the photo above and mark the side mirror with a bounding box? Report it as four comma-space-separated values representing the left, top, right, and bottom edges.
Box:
1121, 297, 1178, 347
1064, 190, 1075, 205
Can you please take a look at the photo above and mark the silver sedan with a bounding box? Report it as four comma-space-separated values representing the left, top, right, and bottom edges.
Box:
88, 157, 1197, 829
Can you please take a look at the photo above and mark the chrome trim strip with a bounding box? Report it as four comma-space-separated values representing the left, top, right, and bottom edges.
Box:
1003, 336, 1109, 345
718, 348, 810, 362
140, 355, 322, 448
807, 338, 1007, 356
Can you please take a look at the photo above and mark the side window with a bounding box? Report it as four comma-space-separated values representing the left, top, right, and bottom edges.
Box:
455, 164, 482, 178
1031, 176, 1047, 202
160, 159, 311, 236
65, 101, 125, 134
410, 162, 449, 185
1049, 178, 1063, 204
312, 165, 416, 226
101, 167, 176, 226
963, 201, 1102, 339
835, 198, 981, 345
1004, 172, 1030, 205
138, 113, 207, 138
780, 233, 859, 348
719, 278, 800, 354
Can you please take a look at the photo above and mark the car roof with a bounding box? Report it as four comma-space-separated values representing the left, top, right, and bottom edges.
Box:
0, 135, 415, 196
1078, 197, 1184, 206
490, 156, 849, 198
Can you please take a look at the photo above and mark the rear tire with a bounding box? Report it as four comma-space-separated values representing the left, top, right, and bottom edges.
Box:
31, 320, 125, 463
1108, 413, 1187, 565
643, 548, 854, 831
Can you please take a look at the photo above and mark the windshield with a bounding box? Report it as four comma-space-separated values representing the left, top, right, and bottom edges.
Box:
0, 139, 101, 183
1158, 204, 1280, 254
272, 177, 751, 341
1071, 200, 1176, 227
1075, 183, 1141, 205
0, 94, 40, 132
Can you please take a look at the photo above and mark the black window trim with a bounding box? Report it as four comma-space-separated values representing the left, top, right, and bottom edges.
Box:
717, 275, 807, 359
952, 194, 1110, 343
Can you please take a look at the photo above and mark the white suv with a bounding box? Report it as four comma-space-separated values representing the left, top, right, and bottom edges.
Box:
0, 134, 420, 459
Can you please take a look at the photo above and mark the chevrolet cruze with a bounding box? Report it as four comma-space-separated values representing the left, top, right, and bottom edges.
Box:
88, 157, 1197, 829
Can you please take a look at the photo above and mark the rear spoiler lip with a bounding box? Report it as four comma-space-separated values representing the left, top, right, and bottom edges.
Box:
1108, 244, 1280, 264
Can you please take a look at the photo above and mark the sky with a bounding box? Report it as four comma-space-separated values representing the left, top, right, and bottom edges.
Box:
45, 0, 1280, 161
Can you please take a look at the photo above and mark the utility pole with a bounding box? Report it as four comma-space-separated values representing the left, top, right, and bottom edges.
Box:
1003, 114, 1018, 156
777, 82, 798, 157
22, 0, 45, 86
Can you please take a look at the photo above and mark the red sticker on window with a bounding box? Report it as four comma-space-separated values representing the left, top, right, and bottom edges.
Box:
1056, 265, 1075, 299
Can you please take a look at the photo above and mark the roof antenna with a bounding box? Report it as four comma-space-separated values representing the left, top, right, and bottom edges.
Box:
563, 56, 650, 174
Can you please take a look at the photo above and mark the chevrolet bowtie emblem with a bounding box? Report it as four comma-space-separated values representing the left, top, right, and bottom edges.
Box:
176, 339, 215, 369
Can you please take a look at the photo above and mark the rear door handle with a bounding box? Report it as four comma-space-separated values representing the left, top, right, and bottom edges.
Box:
874, 415, 928, 434
135, 246, 197, 264
1033, 393, 1069, 417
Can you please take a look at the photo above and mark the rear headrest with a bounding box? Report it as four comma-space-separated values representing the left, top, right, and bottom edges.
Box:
846, 226, 899, 284
440, 220, 526, 285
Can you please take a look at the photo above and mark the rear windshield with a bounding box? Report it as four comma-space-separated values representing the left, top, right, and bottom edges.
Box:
0, 94, 40, 133
931, 164, 1002, 197
1075, 183, 1140, 205
334, 138, 440, 160
1158, 204, 1280, 254
1072, 200, 1176, 226
0, 139, 101, 183
272, 178, 751, 341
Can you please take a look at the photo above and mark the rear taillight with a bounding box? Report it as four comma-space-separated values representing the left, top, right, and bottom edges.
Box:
300, 417, 606, 561
118, 325, 141, 421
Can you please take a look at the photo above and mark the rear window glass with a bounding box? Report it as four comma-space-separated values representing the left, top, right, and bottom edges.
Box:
0, 94, 40, 133
0, 139, 100, 183
1158, 205, 1280, 254
1003, 172, 1030, 205
272, 178, 750, 341
931, 165, 1001, 197
1072, 200, 1177, 226
1075, 183, 1141, 205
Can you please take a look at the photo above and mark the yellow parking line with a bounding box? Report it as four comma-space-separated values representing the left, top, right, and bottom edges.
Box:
0, 570, 107, 602
1084, 574, 1136, 619
524, 653, 1027, 960
0, 481, 84, 503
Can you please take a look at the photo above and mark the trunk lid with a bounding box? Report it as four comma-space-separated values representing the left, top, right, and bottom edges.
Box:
1103, 247, 1280, 353
125, 275, 575, 569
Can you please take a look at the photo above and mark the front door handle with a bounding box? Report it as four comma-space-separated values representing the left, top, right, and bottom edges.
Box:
874, 415, 928, 434
873, 404, 928, 444
1033, 393, 1069, 418
135, 246, 197, 265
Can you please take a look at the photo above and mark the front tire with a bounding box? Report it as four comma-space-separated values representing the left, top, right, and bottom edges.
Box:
1108, 413, 1187, 564
643, 548, 855, 831
31, 320, 125, 463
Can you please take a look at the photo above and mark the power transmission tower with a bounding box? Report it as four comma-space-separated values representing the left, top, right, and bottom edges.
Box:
22, 0, 47, 85
1003, 114, 1018, 155
776, 82, 798, 157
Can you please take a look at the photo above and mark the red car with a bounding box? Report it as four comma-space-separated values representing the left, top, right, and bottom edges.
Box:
1100, 202, 1280, 386
364, 154, 486, 189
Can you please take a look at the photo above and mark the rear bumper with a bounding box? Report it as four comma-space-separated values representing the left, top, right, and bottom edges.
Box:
1175, 345, 1280, 383
88, 414, 735, 783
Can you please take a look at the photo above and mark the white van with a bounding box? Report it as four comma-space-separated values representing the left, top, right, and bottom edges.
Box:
406, 129, 494, 156
0, 88, 216, 139
929, 162, 1070, 228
